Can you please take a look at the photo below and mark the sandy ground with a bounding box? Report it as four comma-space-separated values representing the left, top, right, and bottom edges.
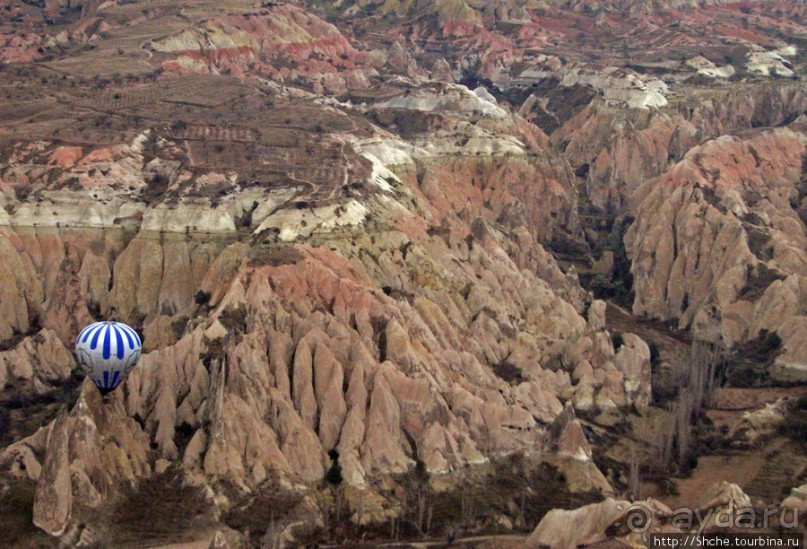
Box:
664, 448, 771, 509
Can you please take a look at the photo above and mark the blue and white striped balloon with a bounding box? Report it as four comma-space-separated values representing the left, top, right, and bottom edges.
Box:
75, 321, 142, 394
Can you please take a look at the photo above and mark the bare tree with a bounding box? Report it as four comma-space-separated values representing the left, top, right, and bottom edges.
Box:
389, 516, 401, 541
261, 511, 281, 549
461, 494, 476, 528
670, 341, 722, 469
648, 340, 724, 475
628, 447, 641, 501
415, 487, 433, 537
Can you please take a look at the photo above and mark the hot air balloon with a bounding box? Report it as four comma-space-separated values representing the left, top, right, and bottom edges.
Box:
75, 321, 142, 395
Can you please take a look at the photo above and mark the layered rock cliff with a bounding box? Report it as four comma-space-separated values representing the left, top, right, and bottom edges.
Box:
0, 0, 804, 545
552, 83, 807, 212
0, 79, 650, 540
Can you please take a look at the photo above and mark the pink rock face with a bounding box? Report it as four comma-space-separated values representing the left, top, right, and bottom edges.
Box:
4, 0, 802, 541
552, 84, 806, 212
527, 497, 630, 548
30, 384, 150, 536
0, 32, 44, 63
0, 330, 73, 398
0, 96, 644, 533
527, 495, 676, 548
151, 4, 370, 88
626, 128, 807, 376
48, 147, 84, 168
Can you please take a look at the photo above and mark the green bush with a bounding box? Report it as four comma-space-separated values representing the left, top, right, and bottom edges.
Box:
779, 396, 807, 444
611, 331, 624, 352
492, 362, 525, 385
720, 329, 782, 388
648, 341, 661, 367
325, 449, 343, 485
194, 290, 211, 306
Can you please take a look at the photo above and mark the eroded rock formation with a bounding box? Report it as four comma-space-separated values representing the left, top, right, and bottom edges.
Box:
0, 0, 803, 544
0, 81, 651, 538
626, 129, 807, 380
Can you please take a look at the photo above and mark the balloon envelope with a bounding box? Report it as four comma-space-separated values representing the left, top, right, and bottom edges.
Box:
75, 321, 141, 394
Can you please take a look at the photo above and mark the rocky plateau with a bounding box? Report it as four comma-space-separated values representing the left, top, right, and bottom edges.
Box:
0, 0, 804, 547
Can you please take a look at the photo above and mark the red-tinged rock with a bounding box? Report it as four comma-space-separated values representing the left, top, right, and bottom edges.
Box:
627, 128, 807, 376
361, 365, 413, 475
48, 147, 83, 168
31, 382, 150, 536
292, 334, 318, 432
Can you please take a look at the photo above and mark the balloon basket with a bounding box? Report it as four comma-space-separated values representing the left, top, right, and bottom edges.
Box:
99, 388, 113, 404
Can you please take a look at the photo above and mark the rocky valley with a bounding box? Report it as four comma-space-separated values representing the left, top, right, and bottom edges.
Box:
0, 0, 805, 547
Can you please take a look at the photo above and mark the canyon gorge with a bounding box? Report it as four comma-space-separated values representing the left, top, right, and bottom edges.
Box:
0, 0, 805, 546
